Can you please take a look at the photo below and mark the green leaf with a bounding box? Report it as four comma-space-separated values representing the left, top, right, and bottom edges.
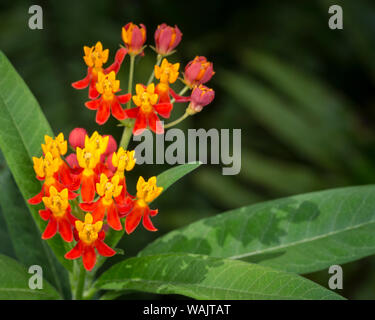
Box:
0, 51, 72, 271
96, 253, 343, 300
139, 185, 375, 275
0, 157, 71, 298
0, 254, 60, 299
155, 161, 202, 194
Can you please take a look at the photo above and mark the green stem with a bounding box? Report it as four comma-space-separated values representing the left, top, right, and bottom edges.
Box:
75, 264, 86, 300
147, 54, 163, 85
171, 85, 189, 104
126, 54, 136, 109
119, 120, 135, 149
164, 111, 189, 129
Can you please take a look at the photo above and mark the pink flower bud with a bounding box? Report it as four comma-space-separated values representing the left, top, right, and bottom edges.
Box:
69, 128, 87, 148
189, 85, 215, 113
66, 153, 79, 169
104, 135, 117, 156
122, 22, 147, 55
184, 56, 214, 87
154, 24, 182, 55
106, 153, 116, 173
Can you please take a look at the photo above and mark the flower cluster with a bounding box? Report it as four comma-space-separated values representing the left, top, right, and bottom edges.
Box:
28, 130, 163, 271
72, 22, 215, 135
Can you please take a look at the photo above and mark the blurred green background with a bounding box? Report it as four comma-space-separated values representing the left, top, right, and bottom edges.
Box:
1, 0, 375, 299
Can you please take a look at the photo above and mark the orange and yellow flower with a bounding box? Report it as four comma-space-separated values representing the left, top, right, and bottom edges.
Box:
40, 186, 76, 242
65, 213, 115, 271
154, 58, 190, 104
84, 71, 131, 125
72, 42, 127, 99
124, 176, 162, 234
124, 83, 173, 135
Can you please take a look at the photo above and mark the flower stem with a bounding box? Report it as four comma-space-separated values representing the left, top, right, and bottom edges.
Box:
127, 54, 136, 109
164, 111, 189, 129
147, 54, 162, 85
119, 120, 134, 149
75, 264, 86, 300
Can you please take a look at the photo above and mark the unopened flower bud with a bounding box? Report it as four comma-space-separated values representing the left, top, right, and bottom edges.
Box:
154, 24, 182, 55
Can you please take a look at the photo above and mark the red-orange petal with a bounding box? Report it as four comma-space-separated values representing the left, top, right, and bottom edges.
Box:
58, 218, 73, 242
85, 99, 101, 110
148, 112, 164, 134
65, 242, 82, 259
133, 111, 147, 135
107, 203, 122, 231
42, 217, 58, 239
72, 71, 90, 89
39, 209, 51, 221
82, 246, 96, 271
89, 81, 99, 100
143, 209, 158, 232
95, 240, 116, 257
92, 200, 106, 222
96, 101, 111, 125
154, 103, 173, 118
117, 93, 132, 104
81, 174, 96, 203
125, 207, 143, 234
28, 189, 44, 205
111, 99, 126, 121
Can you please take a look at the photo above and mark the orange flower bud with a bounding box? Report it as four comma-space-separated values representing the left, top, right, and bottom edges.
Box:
122, 22, 146, 55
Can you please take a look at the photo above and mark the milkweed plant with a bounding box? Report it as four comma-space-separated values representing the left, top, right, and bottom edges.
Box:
0, 21, 367, 301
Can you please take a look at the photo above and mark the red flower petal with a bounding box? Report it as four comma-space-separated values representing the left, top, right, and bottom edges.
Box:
143, 209, 158, 232
111, 99, 126, 121
81, 174, 96, 203
148, 112, 164, 134
85, 99, 101, 110
133, 111, 147, 135
65, 242, 82, 259
28, 189, 44, 205
107, 203, 122, 231
117, 93, 132, 104
72, 71, 90, 89
124, 107, 139, 119
92, 200, 106, 222
39, 209, 51, 221
105, 48, 127, 74
89, 81, 99, 100
58, 218, 73, 242
79, 201, 98, 212
169, 87, 191, 103
95, 240, 116, 257
96, 101, 111, 125
125, 207, 143, 234
154, 103, 173, 118
82, 246, 96, 271
42, 217, 58, 239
